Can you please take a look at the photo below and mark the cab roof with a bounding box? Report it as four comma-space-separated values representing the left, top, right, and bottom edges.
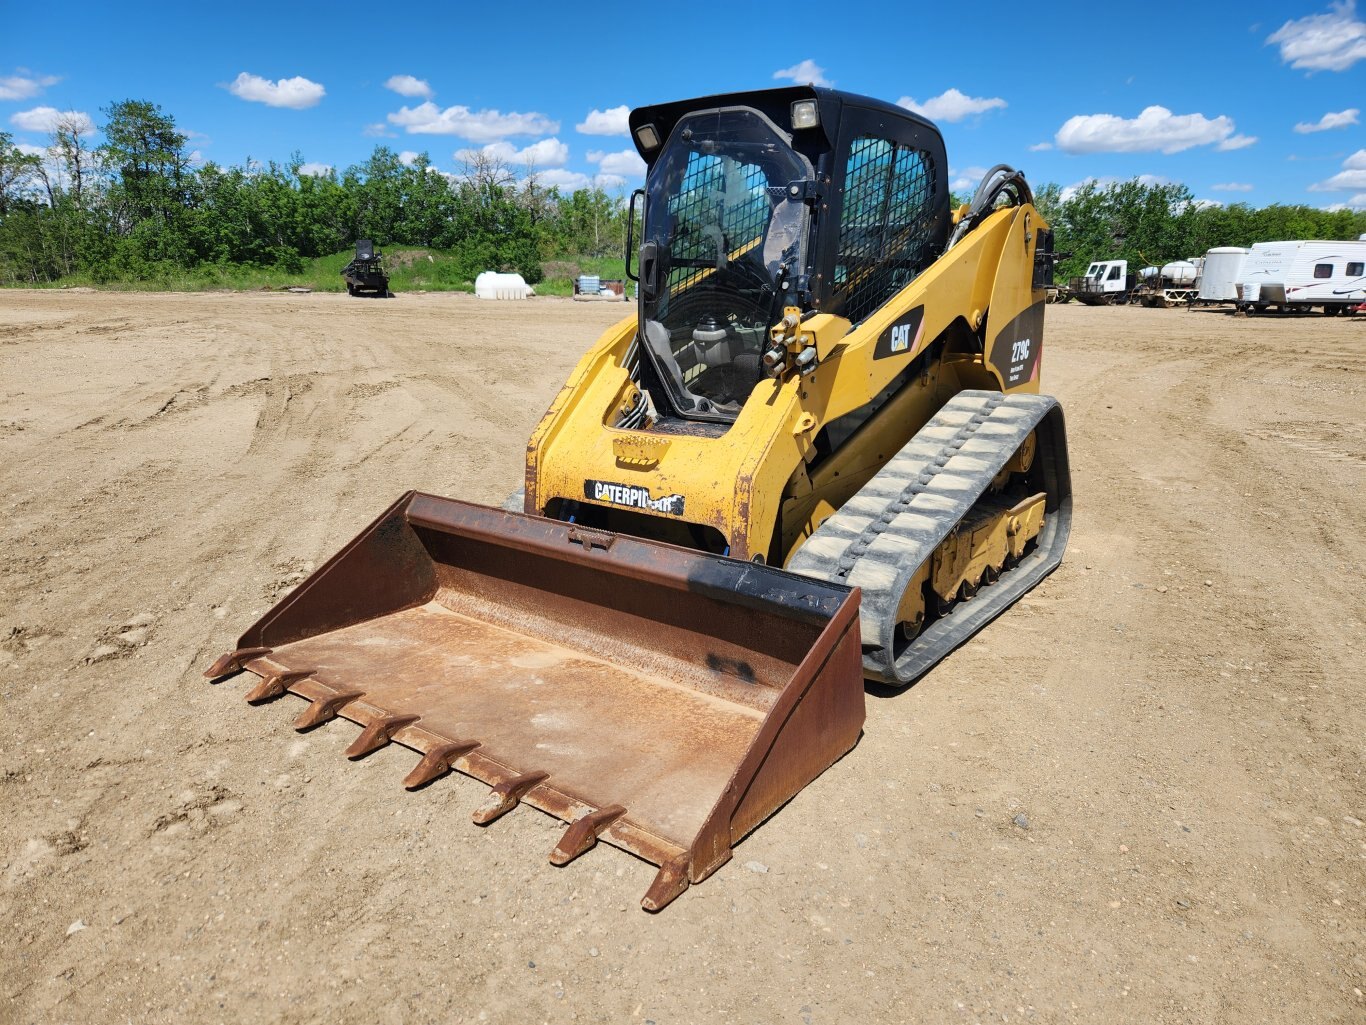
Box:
627, 86, 942, 165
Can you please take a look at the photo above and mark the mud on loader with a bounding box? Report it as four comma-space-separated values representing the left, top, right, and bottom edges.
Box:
207, 87, 1072, 910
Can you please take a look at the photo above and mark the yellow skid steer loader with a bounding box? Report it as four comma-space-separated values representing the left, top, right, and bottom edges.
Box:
207, 87, 1071, 910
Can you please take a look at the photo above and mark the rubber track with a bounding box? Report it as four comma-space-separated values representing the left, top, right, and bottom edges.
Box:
787, 390, 1072, 686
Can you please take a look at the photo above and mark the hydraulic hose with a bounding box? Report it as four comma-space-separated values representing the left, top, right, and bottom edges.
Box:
947, 164, 1034, 250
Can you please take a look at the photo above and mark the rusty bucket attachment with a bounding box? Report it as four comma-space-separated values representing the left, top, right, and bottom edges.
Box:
207, 492, 864, 910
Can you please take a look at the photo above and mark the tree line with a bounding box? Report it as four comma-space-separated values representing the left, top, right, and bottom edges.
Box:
1033, 179, 1366, 280
0, 100, 629, 286
1, 98, 1363, 288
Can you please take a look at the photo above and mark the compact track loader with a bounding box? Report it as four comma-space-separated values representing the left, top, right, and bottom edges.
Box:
341, 239, 390, 297
208, 87, 1072, 910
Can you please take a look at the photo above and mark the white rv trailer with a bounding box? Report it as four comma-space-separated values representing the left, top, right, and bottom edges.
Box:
1235, 239, 1366, 314
1194, 247, 1250, 306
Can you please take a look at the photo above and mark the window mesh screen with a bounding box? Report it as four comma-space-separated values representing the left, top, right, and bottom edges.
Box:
665, 151, 769, 295
832, 136, 939, 325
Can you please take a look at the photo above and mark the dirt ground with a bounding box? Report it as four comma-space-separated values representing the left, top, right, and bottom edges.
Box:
2, 290, 1362, 1025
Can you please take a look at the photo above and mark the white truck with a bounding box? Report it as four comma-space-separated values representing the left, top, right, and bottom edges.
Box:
1063, 257, 1205, 307
1064, 259, 1134, 305
1235, 239, 1366, 315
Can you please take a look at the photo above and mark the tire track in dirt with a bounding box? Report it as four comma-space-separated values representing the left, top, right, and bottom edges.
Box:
2, 294, 1361, 1025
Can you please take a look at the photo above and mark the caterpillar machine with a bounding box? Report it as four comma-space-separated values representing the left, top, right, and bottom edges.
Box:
206, 87, 1071, 910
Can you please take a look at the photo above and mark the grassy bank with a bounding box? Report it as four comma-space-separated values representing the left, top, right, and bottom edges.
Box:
11, 248, 629, 296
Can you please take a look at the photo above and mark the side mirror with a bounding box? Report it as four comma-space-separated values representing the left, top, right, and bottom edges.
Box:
625, 188, 644, 282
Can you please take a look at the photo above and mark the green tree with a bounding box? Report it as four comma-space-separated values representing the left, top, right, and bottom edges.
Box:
0, 131, 41, 216
100, 99, 192, 267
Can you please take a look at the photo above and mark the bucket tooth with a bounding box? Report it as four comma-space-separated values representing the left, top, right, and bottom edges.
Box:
402, 740, 480, 789
205, 646, 272, 679
293, 688, 364, 731
472, 770, 549, 825
550, 805, 626, 866
243, 669, 314, 704
345, 713, 420, 759
641, 855, 691, 913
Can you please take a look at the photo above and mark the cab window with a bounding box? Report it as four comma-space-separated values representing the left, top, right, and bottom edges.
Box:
832, 136, 940, 325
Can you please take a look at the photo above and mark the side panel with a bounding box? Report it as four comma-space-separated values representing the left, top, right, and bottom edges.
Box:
983, 207, 1046, 392
523, 314, 638, 513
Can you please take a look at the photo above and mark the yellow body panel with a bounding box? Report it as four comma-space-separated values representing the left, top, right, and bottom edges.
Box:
525, 204, 1048, 563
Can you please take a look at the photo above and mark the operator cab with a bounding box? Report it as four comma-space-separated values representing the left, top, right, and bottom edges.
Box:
627, 87, 950, 426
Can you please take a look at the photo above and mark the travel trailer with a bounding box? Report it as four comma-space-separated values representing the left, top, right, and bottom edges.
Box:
1194, 247, 1250, 307
1235, 240, 1366, 314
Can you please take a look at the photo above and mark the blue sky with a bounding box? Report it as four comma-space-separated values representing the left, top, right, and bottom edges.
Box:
3, 0, 1364, 208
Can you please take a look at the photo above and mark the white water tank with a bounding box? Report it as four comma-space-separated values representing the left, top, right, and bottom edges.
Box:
1197, 247, 1249, 301
475, 271, 534, 300
1160, 260, 1200, 285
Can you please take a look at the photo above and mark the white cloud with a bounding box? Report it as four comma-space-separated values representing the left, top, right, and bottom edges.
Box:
228, 73, 325, 109
537, 169, 592, 190
1267, 1, 1366, 72
1294, 107, 1360, 132
0, 71, 61, 101
1192, 198, 1224, 210
1349, 192, 1366, 207
297, 162, 332, 177
384, 74, 433, 99
576, 105, 630, 136
187, 149, 204, 167
398, 150, 421, 165
9, 106, 95, 134
1308, 147, 1366, 190
898, 88, 1006, 123
1217, 133, 1258, 151
362, 122, 395, 138
1055, 105, 1244, 154
1311, 171, 1366, 191
772, 59, 832, 88
514, 137, 569, 166
949, 166, 988, 192
457, 137, 569, 167
1057, 174, 1170, 202
1211, 182, 1254, 191
16, 142, 48, 157
588, 148, 646, 177
387, 102, 558, 141
1059, 177, 1101, 203
529, 168, 628, 192
1028, 141, 1053, 152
